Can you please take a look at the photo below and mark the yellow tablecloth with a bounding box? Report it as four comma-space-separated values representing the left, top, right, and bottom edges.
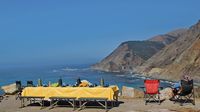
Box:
22, 86, 119, 100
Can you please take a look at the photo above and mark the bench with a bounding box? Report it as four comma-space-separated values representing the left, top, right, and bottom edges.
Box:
20, 96, 45, 108
49, 96, 76, 110
78, 97, 108, 111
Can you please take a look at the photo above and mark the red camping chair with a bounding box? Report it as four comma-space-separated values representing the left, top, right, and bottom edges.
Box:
141, 79, 162, 105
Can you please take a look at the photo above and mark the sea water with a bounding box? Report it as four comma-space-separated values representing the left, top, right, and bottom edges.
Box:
0, 64, 171, 95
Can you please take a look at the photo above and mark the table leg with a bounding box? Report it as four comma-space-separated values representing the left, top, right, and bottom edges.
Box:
73, 99, 75, 110
79, 100, 81, 109
105, 100, 107, 111
21, 97, 24, 108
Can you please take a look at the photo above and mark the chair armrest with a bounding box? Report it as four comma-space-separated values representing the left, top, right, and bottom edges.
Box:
0, 95, 4, 100
167, 86, 173, 88
139, 87, 146, 92
159, 87, 163, 91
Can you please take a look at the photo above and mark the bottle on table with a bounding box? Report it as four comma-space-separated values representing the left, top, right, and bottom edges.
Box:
100, 77, 104, 87
38, 78, 42, 87
58, 77, 63, 87
48, 81, 51, 87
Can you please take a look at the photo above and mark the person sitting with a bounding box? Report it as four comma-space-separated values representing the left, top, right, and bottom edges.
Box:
75, 77, 82, 86
171, 73, 192, 95
79, 80, 92, 87
172, 82, 181, 95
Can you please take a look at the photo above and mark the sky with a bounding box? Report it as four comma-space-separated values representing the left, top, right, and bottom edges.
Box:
0, 0, 200, 68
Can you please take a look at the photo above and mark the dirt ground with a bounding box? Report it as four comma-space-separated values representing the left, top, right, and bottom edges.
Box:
0, 95, 200, 112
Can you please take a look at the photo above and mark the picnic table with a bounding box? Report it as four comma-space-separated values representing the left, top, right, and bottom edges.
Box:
21, 86, 119, 110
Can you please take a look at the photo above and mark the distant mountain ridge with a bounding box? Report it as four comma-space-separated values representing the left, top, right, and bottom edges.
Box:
149, 29, 187, 45
91, 28, 187, 73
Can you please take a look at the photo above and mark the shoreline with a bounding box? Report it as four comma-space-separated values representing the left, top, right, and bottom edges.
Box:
91, 68, 200, 86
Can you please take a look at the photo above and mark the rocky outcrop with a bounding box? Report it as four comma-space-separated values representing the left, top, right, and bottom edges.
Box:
1, 83, 17, 95
159, 88, 173, 100
121, 86, 144, 98
92, 29, 186, 73
194, 86, 200, 98
137, 20, 200, 83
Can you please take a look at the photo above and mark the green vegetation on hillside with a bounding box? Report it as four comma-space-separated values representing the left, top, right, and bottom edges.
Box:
122, 41, 165, 60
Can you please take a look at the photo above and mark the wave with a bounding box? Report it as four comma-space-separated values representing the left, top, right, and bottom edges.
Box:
116, 75, 126, 77
52, 69, 59, 73
160, 80, 173, 84
130, 74, 146, 79
61, 68, 79, 71
61, 67, 90, 72
131, 75, 137, 78
139, 76, 148, 79
127, 79, 140, 83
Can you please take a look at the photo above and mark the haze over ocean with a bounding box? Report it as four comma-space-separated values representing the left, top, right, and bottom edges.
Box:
1, 1, 200, 95
1, 1, 200, 68
0, 65, 171, 95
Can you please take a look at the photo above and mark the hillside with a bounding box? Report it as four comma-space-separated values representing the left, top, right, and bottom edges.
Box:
149, 29, 187, 45
92, 28, 186, 73
92, 41, 165, 72
136, 20, 200, 83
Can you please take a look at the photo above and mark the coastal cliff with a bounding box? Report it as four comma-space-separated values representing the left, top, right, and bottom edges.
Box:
92, 41, 165, 72
92, 20, 200, 83
137, 20, 200, 83
92, 28, 186, 73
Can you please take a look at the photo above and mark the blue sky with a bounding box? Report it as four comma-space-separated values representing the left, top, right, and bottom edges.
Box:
0, 0, 200, 68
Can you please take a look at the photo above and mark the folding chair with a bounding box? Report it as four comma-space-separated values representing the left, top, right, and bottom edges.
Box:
174, 80, 195, 106
27, 81, 34, 87
15, 81, 23, 100
0, 87, 4, 101
0, 95, 4, 102
141, 79, 161, 105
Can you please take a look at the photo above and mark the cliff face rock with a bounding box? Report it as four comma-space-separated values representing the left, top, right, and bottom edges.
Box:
92, 41, 165, 72
92, 29, 186, 73
137, 20, 200, 83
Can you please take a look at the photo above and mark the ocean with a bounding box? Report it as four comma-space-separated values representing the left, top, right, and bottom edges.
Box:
0, 64, 171, 95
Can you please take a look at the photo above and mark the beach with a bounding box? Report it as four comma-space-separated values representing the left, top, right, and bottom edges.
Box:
0, 95, 199, 112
